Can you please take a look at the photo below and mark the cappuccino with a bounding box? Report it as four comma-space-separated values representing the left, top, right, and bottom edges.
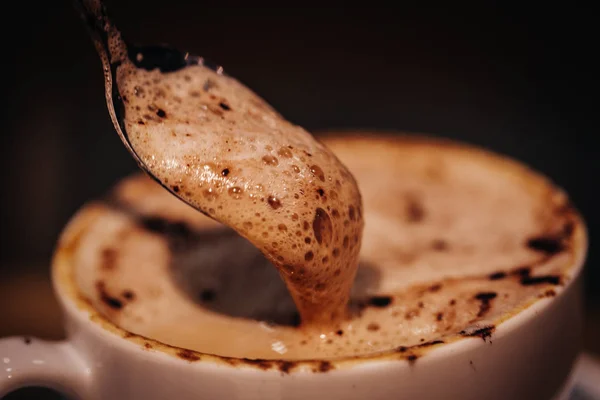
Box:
67, 134, 581, 361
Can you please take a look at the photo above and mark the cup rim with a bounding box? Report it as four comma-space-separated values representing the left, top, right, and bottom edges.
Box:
51, 132, 589, 373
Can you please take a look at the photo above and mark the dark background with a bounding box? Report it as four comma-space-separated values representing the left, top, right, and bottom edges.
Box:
0, 1, 597, 398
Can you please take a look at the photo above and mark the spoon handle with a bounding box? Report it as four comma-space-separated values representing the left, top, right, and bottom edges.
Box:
72, 0, 128, 69
72, 0, 142, 164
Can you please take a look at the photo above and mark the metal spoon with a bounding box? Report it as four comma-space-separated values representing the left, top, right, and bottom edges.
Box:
73, 0, 222, 193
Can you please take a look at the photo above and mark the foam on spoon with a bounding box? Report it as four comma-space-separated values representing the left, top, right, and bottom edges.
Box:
108, 39, 363, 326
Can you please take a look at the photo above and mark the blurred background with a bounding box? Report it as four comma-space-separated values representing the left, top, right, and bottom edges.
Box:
0, 1, 597, 398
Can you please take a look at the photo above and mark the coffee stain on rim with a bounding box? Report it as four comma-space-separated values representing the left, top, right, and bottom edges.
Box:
395, 340, 445, 365
460, 325, 496, 342
178, 349, 201, 362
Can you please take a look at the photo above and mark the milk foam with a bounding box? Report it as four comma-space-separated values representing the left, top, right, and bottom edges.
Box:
70, 135, 581, 360
114, 57, 363, 326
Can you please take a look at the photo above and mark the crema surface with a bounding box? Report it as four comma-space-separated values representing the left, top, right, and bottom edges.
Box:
71, 135, 580, 360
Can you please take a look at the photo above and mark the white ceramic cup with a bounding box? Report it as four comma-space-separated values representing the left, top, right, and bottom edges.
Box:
0, 199, 588, 400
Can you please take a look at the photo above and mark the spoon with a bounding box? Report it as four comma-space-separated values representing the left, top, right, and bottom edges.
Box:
73, 0, 222, 196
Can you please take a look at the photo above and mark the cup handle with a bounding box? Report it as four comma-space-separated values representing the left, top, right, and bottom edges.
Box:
0, 336, 89, 399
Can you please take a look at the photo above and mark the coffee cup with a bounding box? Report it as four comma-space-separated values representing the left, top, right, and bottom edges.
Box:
0, 133, 588, 400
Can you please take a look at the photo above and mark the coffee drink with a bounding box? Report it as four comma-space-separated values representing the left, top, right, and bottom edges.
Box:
64, 133, 582, 361
0, 4, 580, 400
